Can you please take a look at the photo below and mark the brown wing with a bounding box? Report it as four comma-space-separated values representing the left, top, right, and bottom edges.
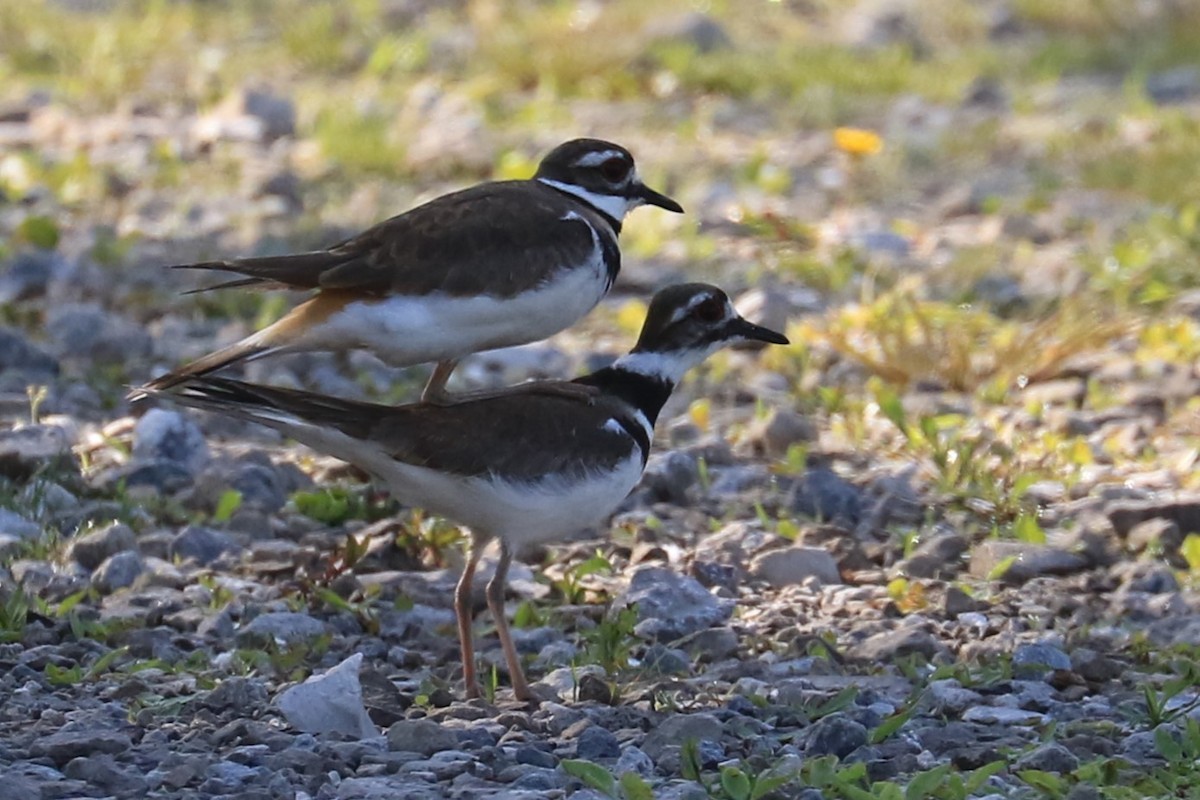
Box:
173, 182, 614, 299
161, 377, 640, 483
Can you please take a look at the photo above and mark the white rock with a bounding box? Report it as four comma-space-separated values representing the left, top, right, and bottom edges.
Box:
277, 653, 378, 739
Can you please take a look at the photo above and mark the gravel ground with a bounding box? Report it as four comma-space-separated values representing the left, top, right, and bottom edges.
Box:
3, 2, 1200, 799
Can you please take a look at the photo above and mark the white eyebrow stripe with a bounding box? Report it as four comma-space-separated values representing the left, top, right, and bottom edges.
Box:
574, 150, 626, 167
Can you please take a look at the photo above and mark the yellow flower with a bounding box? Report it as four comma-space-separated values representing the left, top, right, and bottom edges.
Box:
833, 127, 884, 157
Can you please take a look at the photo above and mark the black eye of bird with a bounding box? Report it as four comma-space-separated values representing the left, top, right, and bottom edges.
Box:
693, 296, 725, 323
598, 156, 628, 183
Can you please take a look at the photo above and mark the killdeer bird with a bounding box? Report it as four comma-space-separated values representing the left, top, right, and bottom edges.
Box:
140, 138, 682, 402
148, 283, 787, 701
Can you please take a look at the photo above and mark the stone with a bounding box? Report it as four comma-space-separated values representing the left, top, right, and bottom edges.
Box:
741, 408, 816, 458
70, 521, 135, 570
1126, 518, 1184, 554
897, 532, 968, 579
640, 450, 699, 504
1070, 648, 1124, 683
133, 409, 209, 474
92, 550, 145, 593
642, 11, 732, 53
62, 753, 148, 795
616, 567, 735, 641
0, 424, 76, 481
575, 726, 621, 760
1012, 642, 1071, 678
750, 545, 841, 588
170, 525, 240, 565
204, 676, 270, 712
236, 612, 329, 646
386, 719, 458, 756
44, 303, 152, 364
961, 706, 1046, 725
641, 713, 724, 760
0, 250, 58, 303
849, 627, 941, 662
1106, 496, 1200, 538
787, 468, 862, 524
0, 325, 58, 376
29, 730, 133, 766
806, 713, 868, 758
1015, 742, 1080, 774
1146, 66, 1200, 105
0, 508, 40, 540
968, 540, 1088, 583
278, 653, 377, 739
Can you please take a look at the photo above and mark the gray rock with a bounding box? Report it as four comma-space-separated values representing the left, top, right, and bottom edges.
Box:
278, 653, 377, 739
0, 424, 76, 481
924, 679, 982, 715
751, 545, 841, 588
850, 627, 941, 662
643, 644, 691, 675
1107, 496, 1200, 538
204, 676, 270, 712
1070, 648, 1123, 683
640, 451, 699, 504
787, 468, 862, 524
103, 459, 194, 494
806, 713, 868, 758
0, 325, 58, 376
1146, 66, 1200, 105
133, 409, 209, 474
741, 408, 815, 458
170, 524, 239, 565
237, 612, 329, 646
0, 508, 40, 539
516, 744, 557, 769
576, 726, 621, 760
70, 521, 135, 569
387, 719, 458, 756
62, 753, 148, 795
0, 250, 59, 303
615, 746, 655, 778
1014, 742, 1080, 774
92, 550, 145, 593
897, 532, 968, 579
641, 713, 724, 760
687, 626, 740, 661
643, 11, 732, 53
1118, 729, 1167, 764
617, 567, 735, 641
1012, 642, 1071, 678
29, 730, 133, 766
968, 540, 1088, 583
961, 706, 1046, 725
44, 302, 152, 363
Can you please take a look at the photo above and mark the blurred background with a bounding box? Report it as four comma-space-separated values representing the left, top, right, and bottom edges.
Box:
1, 0, 1199, 530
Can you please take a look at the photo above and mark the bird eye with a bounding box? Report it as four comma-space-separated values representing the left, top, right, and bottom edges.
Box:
599, 157, 628, 183
693, 296, 725, 322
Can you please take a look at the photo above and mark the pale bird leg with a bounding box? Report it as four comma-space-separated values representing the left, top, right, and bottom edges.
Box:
455, 533, 486, 699
421, 359, 459, 404
486, 539, 532, 702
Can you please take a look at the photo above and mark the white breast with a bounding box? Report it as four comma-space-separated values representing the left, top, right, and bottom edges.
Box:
373, 450, 645, 548
296, 236, 609, 366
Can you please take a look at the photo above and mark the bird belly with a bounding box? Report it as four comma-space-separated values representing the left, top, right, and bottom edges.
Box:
294, 252, 609, 366
375, 452, 645, 547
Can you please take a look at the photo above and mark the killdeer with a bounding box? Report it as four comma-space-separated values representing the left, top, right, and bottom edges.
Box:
148, 283, 788, 701
140, 138, 682, 402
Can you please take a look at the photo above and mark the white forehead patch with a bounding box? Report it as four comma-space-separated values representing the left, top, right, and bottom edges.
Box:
574, 149, 628, 168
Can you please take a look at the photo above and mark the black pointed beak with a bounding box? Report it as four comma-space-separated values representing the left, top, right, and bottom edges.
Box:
636, 182, 684, 213
729, 316, 789, 345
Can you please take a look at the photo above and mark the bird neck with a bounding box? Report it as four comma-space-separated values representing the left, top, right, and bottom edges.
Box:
576, 349, 700, 428
536, 178, 626, 234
